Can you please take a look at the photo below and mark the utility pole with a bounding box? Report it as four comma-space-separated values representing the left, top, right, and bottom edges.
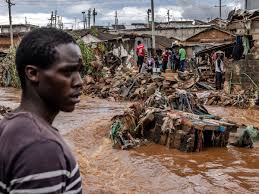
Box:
54, 10, 57, 28
151, 0, 156, 53
82, 11, 86, 29
25, 16, 27, 25
147, 9, 151, 28
6, 0, 14, 48
93, 8, 97, 26
60, 16, 63, 29
49, 11, 54, 27
214, 0, 226, 28
245, 0, 248, 10
219, 0, 221, 20
167, 10, 170, 25
88, 9, 91, 29
115, 11, 118, 30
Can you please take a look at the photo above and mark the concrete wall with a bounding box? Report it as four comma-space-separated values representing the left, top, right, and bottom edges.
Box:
0, 25, 34, 34
1, 26, 25, 34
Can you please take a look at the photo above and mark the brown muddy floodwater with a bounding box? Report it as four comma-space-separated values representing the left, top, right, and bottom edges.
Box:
0, 87, 259, 194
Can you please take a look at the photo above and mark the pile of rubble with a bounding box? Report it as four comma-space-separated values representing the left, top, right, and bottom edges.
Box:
109, 91, 257, 152
83, 68, 200, 101
195, 89, 258, 108
83, 66, 258, 108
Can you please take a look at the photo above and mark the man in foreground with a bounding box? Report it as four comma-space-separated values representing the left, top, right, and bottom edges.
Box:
0, 28, 83, 193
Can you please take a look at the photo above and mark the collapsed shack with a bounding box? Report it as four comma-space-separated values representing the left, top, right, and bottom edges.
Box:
226, 9, 259, 96
193, 10, 259, 105
109, 91, 257, 152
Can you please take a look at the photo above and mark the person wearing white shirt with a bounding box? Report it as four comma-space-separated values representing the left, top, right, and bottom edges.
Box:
215, 54, 224, 90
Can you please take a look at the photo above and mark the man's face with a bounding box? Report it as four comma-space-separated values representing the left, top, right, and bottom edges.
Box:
37, 43, 83, 112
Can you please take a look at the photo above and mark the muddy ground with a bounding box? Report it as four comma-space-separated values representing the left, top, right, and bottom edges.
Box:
1, 87, 259, 194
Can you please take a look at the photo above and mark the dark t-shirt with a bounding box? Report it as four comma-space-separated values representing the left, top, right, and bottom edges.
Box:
0, 112, 82, 194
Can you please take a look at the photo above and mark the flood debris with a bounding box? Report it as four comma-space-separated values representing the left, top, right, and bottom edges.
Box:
109, 103, 146, 150
109, 91, 256, 152
229, 125, 258, 148
83, 63, 257, 108
83, 68, 199, 101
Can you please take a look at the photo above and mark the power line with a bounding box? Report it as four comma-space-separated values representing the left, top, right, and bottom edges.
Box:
215, 0, 227, 18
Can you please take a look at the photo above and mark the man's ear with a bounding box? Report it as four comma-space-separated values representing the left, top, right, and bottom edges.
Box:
25, 65, 39, 83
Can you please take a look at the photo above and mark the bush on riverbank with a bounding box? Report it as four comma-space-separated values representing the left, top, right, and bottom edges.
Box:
0, 47, 20, 88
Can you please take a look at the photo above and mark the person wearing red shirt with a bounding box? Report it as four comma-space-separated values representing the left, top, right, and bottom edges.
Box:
136, 41, 145, 73
162, 49, 169, 71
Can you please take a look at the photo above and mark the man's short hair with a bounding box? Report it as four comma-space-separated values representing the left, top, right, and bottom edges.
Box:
137, 40, 141, 45
15, 27, 76, 89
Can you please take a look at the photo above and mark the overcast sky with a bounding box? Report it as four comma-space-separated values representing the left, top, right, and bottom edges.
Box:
0, 0, 243, 29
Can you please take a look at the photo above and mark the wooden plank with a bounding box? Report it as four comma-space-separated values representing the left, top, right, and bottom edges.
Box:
163, 72, 178, 82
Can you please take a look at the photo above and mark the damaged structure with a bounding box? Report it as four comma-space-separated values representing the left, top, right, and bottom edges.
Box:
224, 9, 259, 96
110, 91, 257, 152
184, 26, 235, 58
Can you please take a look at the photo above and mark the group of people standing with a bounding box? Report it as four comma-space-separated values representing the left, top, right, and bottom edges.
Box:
136, 41, 187, 73
161, 46, 187, 72
136, 41, 225, 90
